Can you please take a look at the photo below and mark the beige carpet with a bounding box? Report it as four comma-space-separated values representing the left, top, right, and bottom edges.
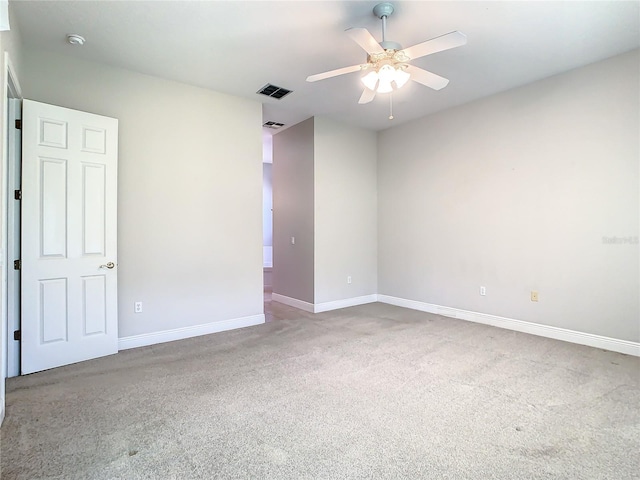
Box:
1, 301, 638, 479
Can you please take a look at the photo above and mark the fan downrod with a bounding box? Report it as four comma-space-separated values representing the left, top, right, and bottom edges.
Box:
373, 3, 401, 50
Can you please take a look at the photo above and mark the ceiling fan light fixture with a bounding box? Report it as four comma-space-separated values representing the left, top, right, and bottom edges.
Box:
393, 68, 410, 88
361, 71, 379, 91
377, 79, 393, 94
378, 64, 395, 83
362, 65, 409, 94
307, 2, 466, 116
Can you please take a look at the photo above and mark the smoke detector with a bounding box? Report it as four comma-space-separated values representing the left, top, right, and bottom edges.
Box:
66, 34, 85, 46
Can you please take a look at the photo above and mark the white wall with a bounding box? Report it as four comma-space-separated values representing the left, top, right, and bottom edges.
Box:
314, 117, 377, 304
272, 118, 315, 303
378, 50, 639, 342
21, 48, 264, 339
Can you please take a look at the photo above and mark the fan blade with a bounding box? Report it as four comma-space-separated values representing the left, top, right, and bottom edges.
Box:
346, 27, 385, 55
406, 65, 449, 90
306, 64, 363, 82
401, 31, 467, 60
358, 88, 376, 104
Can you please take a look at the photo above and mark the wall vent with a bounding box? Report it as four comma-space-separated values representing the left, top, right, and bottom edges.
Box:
263, 121, 285, 129
257, 84, 292, 100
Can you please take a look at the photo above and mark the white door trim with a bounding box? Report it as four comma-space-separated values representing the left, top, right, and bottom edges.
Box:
1, 52, 22, 425
6, 96, 20, 378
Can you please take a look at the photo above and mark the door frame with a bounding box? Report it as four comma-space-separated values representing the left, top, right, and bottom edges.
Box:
2, 52, 22, 399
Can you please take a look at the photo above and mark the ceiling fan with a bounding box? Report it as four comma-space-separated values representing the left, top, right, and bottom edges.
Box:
306, 2, 467, 107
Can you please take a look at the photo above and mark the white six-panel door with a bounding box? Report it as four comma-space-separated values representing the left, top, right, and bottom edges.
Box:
21, 100, 118, 374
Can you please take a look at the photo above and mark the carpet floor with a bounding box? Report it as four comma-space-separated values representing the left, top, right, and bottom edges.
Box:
1, 301, 638, 479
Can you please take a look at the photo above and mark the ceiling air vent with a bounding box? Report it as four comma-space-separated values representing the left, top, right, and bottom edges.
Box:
257, 84, 292, 100
263, 121, 285, 130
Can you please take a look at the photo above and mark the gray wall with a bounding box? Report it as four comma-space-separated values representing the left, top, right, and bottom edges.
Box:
21, 48, 264, 338
314, 117, 377, 303
272, 116, 378, 307
378, 50, 639, 342
272, 118, 315, 303
12, 40, 638, 364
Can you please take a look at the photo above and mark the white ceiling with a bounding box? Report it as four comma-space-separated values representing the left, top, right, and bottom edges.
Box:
10, 1, 640, 134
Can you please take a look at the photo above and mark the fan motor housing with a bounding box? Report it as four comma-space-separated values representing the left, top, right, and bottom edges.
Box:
380, 40, 402, 51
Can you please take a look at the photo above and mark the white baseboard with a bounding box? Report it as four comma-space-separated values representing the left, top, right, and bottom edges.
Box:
118, 314, 265, 351
314, 294, 378, 313
377, 295, 640, 357
272, 293, 315, 313
272, 293, 378, 313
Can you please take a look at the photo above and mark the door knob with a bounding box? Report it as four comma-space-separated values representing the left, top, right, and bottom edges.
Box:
100, 262, 115, 269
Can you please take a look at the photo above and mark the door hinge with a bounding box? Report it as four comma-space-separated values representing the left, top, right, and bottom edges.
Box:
14, 189, 21, 200
13, 259, 20, 270
13, 330, 20, 341
15, 119, 21, 130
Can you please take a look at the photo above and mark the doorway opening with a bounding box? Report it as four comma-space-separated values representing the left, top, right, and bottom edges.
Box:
263, 134, 273, 320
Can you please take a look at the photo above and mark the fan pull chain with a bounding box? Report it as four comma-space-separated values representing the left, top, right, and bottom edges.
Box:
389, 94, 394, 120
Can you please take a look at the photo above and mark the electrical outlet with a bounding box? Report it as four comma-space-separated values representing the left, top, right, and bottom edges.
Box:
347, 276, 352, 284
290, 236, 295, 245
134, 301, 143, 313
531, 291, 539, 302
480, 286, 486, 296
